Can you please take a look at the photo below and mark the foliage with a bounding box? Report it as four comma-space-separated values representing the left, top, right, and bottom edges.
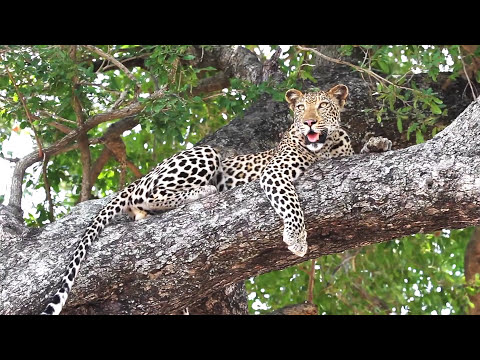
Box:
248, 228, 478, 314
340, 45, 480, 143
245, 45, 480, 315
0, 45, 277, 225
1, 45, 479, 315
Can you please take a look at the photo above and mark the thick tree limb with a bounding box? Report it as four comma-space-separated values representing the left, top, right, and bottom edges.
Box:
1, 97, 479, 315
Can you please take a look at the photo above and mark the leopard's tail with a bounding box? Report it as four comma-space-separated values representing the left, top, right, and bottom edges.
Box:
41, 188, 132, 315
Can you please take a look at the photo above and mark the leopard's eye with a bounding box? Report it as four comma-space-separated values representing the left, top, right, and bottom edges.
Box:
318, 102, 328, 109
296, 104, 305, 110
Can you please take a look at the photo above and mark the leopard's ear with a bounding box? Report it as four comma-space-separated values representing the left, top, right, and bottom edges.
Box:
327, 84, 348, 108
285, 89, 303, 110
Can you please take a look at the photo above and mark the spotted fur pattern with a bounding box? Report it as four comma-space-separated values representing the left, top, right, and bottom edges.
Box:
41, 84, 356, 315
260, 85, 353, 256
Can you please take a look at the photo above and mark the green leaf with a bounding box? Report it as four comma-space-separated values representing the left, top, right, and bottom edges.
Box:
415, 129, 425, 144
182, 54, 195, 61
430, 103, 442, 115
396, 116, 403, 133
377, 60, 390, 74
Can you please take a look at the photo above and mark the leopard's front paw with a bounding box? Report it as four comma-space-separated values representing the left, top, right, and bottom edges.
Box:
360, 136, 392, 154
288, 241, 308, 257
283, 227, 308, 257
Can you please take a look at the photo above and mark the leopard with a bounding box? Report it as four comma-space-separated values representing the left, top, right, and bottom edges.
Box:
41, 84, 390, 315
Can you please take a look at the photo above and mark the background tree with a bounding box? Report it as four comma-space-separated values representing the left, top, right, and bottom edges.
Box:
1, 45, 479, 314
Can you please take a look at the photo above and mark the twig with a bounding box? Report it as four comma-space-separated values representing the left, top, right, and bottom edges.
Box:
69, 45, 92, 203
307, 259, 316, 303
202, 92, 225, 101
125, 159, 143, 179
7, 88, 166, 210
328, 248, 362, 284
0, 153, 20, 162
41, 153, 54, 223
111, 90, 129, 109
46, 121, 72, 134
37, 110, 76, 124
459, 48, 479, 101
94, 45, 109, 73
297, 45, 419, 94
83, 45, 140, 92
118, 162, 126, 191
2, 57, 44, 159
78, 82, 123, 94
352, 278, 390, 314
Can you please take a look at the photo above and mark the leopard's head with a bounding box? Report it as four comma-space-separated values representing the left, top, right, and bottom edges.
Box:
285, 84, 348, 152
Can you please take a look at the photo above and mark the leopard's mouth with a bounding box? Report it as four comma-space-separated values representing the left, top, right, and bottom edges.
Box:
305, 130, 327, 144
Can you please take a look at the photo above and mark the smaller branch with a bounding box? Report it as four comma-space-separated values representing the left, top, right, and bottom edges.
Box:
352, 279, 390, 314
7, 89, 164, 211
118, 163, 126, 191
41, 154, 54, 223
200, 92, 226, 102
47, 121, 72, 134
260, 46, 283, 83
0, 153, 20, 163
3, 58, 44, 158
297, 45, 419, 94
78, 82, 122, 94
465, 227, 480, 314
111, 90, 128, 110
270, 303, 318, 315
69, 45, 92, 203
125, 159, 143, 179
89, 147, 112, 186
328, 249, 362, 285
307, 259, 316, 303
98, 53, 150, 73
84, 45, 140, 92
190, 72, 230, 96
37, 110, 76, 125
459, 48, 479, 100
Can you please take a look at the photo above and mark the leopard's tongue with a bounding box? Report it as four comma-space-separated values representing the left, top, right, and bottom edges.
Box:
307, 132, 320, 143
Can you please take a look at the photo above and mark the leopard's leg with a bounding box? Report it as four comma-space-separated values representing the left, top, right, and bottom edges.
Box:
138, 185, 218, 212
260, 168, 308, 257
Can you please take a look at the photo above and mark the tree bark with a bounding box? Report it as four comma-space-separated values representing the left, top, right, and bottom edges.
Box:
1, 92, 480, 314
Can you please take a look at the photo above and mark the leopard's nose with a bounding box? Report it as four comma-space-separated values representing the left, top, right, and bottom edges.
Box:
303, 119, 316, 127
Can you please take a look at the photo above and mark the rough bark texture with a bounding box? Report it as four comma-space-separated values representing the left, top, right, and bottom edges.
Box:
1, 93, 480, 314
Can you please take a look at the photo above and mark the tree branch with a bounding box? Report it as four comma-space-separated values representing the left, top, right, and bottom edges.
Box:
70, 45, 92, 203
297, 45, 419, 94
41, 154, 54, 223
2, 97, 480, 314
6, 89, 165, 211
83, 45, 140, 92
